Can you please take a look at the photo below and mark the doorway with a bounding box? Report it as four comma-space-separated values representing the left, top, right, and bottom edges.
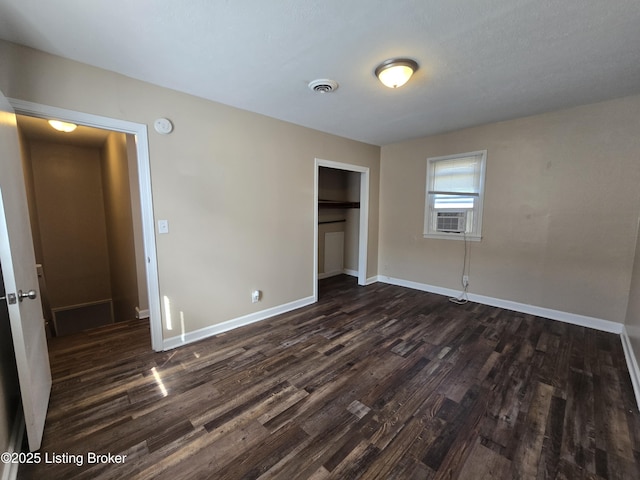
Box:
314, 158, 370, 300
17, 115, 146, 335
8, 99, 163, 351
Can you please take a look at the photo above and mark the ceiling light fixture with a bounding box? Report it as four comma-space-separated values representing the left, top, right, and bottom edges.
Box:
48, 119, 77, 133
375, 58, 419, 89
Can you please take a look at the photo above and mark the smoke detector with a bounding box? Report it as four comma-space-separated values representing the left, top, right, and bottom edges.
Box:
308, 79, 339, 93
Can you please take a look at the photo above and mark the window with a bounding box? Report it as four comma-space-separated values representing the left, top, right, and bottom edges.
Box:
424, 150, 487, 240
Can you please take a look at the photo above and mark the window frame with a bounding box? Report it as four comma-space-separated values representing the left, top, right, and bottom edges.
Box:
423, 150, 487, 241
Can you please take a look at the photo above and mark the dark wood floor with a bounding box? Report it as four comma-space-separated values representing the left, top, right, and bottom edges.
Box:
18, 275, 640, 479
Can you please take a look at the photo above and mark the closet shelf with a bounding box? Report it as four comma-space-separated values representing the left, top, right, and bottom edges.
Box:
318, 199, 360, 209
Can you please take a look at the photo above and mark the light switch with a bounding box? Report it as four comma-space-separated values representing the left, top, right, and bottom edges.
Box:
158, 219, 169, 234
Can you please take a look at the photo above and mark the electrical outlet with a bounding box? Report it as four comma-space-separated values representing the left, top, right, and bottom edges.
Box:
462, 275, 469, 287
251, 290, 261, 303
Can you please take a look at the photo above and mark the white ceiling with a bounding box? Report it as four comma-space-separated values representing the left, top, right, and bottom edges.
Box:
1, 0, 639, 146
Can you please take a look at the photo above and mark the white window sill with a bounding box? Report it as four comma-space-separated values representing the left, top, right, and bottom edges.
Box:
423, 232, 482, 242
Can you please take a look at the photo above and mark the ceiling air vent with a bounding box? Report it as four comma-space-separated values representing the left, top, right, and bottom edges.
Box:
308, 79, 339, 93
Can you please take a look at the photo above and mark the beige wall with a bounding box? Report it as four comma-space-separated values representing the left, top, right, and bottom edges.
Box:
0, 41, 380, 339
18, 128, 43, 263
380, 95, 640, 324
102, 132, 139, 321
28, 140, 112, 308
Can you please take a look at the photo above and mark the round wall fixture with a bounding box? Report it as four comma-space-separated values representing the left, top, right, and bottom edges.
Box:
154, 118, 174, 134
308, 79, 339, 93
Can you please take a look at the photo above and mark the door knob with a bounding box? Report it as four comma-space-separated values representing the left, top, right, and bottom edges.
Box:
18, 289, 38, 301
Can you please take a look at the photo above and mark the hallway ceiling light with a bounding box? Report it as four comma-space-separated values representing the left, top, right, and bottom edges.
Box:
48, 119, 77, 132
375, 58, 419, 89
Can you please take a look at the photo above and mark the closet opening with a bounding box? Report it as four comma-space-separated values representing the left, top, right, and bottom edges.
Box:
314, 159, 369, 300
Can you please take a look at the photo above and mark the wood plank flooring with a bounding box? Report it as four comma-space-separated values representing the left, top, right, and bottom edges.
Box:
18, 275, 640, 479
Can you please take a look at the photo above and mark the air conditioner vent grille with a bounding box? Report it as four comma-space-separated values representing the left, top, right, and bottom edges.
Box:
436, 211, 466, 233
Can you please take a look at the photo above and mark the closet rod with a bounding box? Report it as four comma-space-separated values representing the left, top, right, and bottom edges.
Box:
318, 220, 346, 225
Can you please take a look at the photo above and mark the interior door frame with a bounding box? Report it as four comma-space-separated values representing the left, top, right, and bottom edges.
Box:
8, 98, 163, 351
314, 158, 369, 300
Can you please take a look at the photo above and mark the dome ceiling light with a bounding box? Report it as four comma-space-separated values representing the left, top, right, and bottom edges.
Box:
375, 58, 419, 89
48, 119, 77, 132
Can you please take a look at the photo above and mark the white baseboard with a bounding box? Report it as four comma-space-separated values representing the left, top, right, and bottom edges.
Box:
163, 295, 316, 351
376, 275, 624, 334
1, 408, 24, 480
317, 271, 343, 280
318, 269, 359, 280
135, 307, 150, 320
343, 268, 358, 278
365, 276, 378, 286
621, 326, 640, 411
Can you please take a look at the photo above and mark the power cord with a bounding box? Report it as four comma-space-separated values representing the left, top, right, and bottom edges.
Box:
449, 230, 470, 305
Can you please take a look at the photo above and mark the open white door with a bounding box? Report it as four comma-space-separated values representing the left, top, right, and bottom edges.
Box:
0, 90, 52, 451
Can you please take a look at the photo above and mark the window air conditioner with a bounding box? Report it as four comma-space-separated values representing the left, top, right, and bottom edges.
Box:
436, 211, 467, 233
